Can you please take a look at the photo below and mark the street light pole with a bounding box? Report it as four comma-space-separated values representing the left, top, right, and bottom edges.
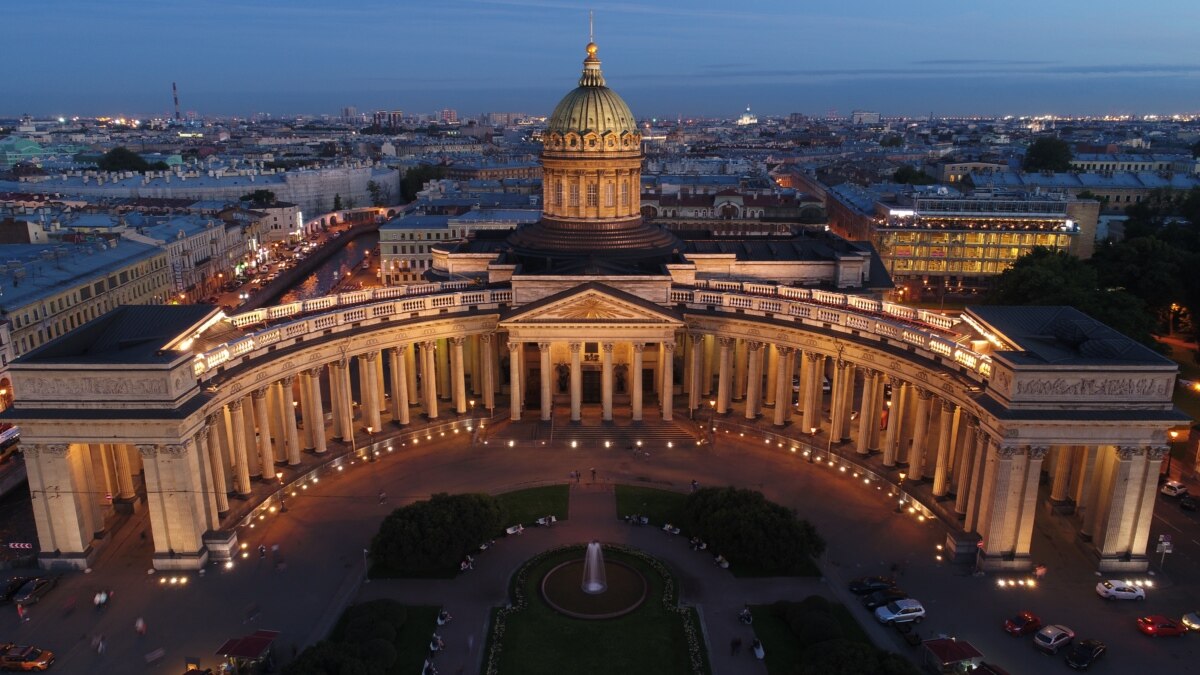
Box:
362, 547, 370, 583
276, 472, 287, 512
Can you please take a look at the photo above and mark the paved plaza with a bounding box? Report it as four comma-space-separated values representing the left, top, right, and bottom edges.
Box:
5, 412, 1200, 674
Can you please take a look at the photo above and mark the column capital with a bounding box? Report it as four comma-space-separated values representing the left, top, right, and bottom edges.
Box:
859, 367, 876, 379
997, 443, 1021, 459
965, 414, 979, 430
282, 374, 296, 386
205, 412, 221, 427
422, 340, 437, 350
479, 334, 492, 344
252, 388, 267, 400
1028, 445, 1050, 460
1147, 445, 1170, 460
43, 443, 70, 458
777, 346, 794, 356
365, 351, 379, 362
631, 342, 645, 353
916, 388, 933, 401
718, 337, 735, 347
229, 399, 243, 413
335, 358, 349, 368
690, 334, 704, 346
538, 342, 551, 352
888, 375, 905, 387
746, 340, 762, 352
569, 342, 581, 353
663, 341, 675, 353
450, 337, 465, 347
135, 443, 160, 458
508, 341, 521, 354
974, 428, 989, 445
164, 440, 191, 457
307, 366, 324, 379
940, 400, 955, 413
1116, 445, 1145, 460
395, 343, 409, 354
602, 342, 614, 353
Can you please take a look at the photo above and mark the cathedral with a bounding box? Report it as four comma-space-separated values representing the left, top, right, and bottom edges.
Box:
2, 39, 1182, 577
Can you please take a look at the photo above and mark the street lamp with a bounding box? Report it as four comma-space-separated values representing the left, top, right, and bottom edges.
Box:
895, 472, 907, 513
276, 472, 287, 512
366, 426, 376, 461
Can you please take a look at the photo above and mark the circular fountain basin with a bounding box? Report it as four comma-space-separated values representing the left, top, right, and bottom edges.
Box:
540, 558, 647, 619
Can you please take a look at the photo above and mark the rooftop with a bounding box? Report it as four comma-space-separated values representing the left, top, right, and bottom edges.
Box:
966, 306, 1173, 367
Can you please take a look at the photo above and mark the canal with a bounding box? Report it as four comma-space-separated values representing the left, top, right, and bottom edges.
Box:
279, 230, 379, 303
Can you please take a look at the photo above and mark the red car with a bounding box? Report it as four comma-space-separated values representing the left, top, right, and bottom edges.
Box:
1137, 615, 1186, 637
1004, 610, 1042, 636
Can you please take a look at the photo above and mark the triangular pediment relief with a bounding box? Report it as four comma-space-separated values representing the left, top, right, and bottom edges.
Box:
500, 285, 683, 326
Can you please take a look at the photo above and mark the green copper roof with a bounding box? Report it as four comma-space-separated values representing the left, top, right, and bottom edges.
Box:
546, 42, 637, 137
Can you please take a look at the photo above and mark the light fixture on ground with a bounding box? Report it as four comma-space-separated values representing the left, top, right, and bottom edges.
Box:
276, 472, 287, 512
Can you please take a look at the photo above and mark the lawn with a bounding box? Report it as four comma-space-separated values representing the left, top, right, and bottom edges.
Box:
614, 484, 687, 525
289, 601, 438, 675
485, 546, 709, 675
495, 484, 570, 530
752, 598, 895, 675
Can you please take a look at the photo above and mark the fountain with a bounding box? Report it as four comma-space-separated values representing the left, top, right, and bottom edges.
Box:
581, 540, 607, 594
540, 543, 648, 619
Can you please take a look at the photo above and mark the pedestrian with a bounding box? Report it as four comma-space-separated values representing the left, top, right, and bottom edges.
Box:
93, 592, 103, 609
258, 544, 267, 559
590, 467, 596, 481
378, 490, 387, 505
135, 617, 147, 636
574, 470, 580, 483
1034, 564, 1047, 580
16, 603, 27, 623
730, 637, 742, 656
97, 635, 106, 655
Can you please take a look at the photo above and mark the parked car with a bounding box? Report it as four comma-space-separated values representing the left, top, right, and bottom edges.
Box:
1003, 610, 1042, 636
1161, 480, 1188, 498
12, 578, 55, 607
1137, 615, 1186, 637
874, 598, 925, 625
0, 578, 31, 603
862, 588, 908, 610
1033, 624, 1075, 654
1064, 639, 1106, 670
848, 575, 895, 595
1180, 495, 1197, 511
1182, 610, 1200, 631
1096, 579, 1145, 600
0, 644, 54, 671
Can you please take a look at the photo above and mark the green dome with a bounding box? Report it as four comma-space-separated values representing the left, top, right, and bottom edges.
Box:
546, 42, 637, 137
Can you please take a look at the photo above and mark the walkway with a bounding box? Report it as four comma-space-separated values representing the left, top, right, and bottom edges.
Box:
357, 481, 829, 675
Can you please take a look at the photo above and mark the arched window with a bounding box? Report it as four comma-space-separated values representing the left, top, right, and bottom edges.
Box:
604, 182, 615, 208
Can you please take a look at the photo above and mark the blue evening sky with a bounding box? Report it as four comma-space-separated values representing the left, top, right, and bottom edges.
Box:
8, 0, 1200, 119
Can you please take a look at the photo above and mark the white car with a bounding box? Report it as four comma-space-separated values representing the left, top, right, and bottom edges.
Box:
1033, 624, 1075, 654
1095, 579, 1145, 600
1181, 610, 1200, 631
1161, 480, 1188, 498
874, 598, 925, 625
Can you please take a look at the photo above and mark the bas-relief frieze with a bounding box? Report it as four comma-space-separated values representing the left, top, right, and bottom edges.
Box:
1012, 376, 1170, 401
19, 375, 168, 398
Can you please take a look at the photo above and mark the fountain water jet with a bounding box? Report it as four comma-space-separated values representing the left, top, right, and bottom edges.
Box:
582, 540, 608, 594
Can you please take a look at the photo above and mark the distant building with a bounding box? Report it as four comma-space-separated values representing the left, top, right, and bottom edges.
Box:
373, 110, 404, 128
341, 106, 358, 123
851, 111, 882, 125
379, 208, 539, 284
735, 107, 758, 126
440, 109, 459, 124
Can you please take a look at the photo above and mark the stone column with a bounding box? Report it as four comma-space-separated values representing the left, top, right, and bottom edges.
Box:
436, 337, 451, 400
838, 362, 856, 440
375, 351, 386, 416
328, 360, 345, 440
733, 339, 747, 401
661, 341, 675, 420
1095, 446, 1149, 557
1131, 446, 1169, 557
953, 417, 979, 515
569, 342, 582, 422
882, 378, 906, 467
205, 415, 230, 514
744, 341, 763, 420
701, 334, 715, 396
390, 347, 410, 426
965, 430, 991, 531
1014, 446, 1048, 557
601, 342, 614, 422
1050, 445, 1074, 501
268, 383, 285, 463
307, 367, 328, 453
405, 343, 419, 402
868, 372, 886, 449
508, 341, 522, 421
907, 389, 933, 480
764, 344, 778, 407
423, 341, 439, 420
716, 337, 733, 414
533, 342, 550, 421
688, 335, 703, 414
830, 361, 847, 440
296, 370, 314, 451
112, 442, 137, 500
631, 343, 644, 422
481, 335, 496, 414
253, 388, 275, 476
280, 376, 301, 466
773, 347, 794, 427
193, 432, 221, 530
801, 353, 819, 432
978, 444, 1021, 558
855, 368, 876, 455
228, 401, 252, 494
361, 354, 381, 431
782, 347, 796, 422
451, 337, 467, 414
932, 401, 956, 496
334, 359, 354, 441
139, 442, 210, 568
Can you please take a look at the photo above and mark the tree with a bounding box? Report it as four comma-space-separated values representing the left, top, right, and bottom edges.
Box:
1022, 137, 1073, 172
892, 165, 936, 185
400, 164, 448, 203
1075, 190, 1109, 208
333, 193, 344, 212
879, 134, 903, 148
96, 146, 164, 172
1089, 237, 1185, 315
367, 180, 383, 207
240, 189, 277, 206
682, 487, 824, 574
370, 492, 503, 576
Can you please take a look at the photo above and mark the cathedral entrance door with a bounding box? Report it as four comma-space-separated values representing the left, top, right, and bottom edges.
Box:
582, 371, 602, 403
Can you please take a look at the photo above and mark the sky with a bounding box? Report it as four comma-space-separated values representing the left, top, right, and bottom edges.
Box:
8, 0, 1200, 119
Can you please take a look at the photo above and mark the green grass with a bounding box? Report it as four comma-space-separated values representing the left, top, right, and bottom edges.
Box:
393, 606, 440, 673
487, 547, 708, 675
751, 600, 875, 675
614, 484, 688, 524
495, 484, 570, 530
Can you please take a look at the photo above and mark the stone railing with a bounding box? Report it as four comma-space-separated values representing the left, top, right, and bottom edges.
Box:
194, 284, 509, 379
671, 284, 991, 381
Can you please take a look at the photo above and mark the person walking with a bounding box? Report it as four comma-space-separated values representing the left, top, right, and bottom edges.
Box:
16, 603, 27, 623
135, 617, 147, 636
590, 467, 596, 482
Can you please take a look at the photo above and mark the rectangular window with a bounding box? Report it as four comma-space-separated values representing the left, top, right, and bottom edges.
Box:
587, 183, 598, 207
620, 181, 629, 206
604, 183, 615, 208
569, 183, 580, 207
555, 180, 563, 206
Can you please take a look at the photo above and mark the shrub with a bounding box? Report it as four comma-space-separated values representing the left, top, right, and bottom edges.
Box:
682, 487, 825, 574
371, 492, 503, 576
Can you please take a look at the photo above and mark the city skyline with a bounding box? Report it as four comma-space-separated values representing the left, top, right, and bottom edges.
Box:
8, 0, 1200, 119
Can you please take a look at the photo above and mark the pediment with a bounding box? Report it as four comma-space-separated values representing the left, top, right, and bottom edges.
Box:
500, 284, 683, 326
